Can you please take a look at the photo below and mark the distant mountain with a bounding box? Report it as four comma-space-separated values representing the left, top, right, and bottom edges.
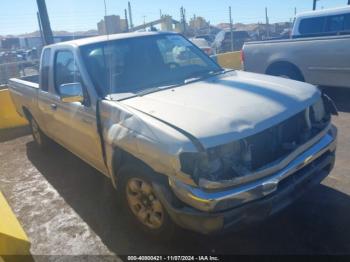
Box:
1, 30, 98, 38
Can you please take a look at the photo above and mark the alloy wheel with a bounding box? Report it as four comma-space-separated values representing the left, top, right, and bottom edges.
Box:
126, 178, 164, 229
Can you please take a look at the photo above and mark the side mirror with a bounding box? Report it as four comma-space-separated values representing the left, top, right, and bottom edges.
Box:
58, 83, 84, 103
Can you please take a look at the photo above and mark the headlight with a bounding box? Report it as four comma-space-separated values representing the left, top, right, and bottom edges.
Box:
179, 152, 211, 178
311, 97, 326, 123
179, 141, 250, 181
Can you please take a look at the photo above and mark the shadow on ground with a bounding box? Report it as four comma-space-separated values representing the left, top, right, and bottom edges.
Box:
26, 139, 350, 255
0, 126, 30, 143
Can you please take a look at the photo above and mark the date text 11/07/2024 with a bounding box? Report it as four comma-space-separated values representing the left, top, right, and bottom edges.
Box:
126, 255, 220, 261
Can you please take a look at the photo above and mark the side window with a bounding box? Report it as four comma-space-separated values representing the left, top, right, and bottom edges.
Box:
54, 50, 82, 93
299, 17, 326, 35
325, 15, 345, 33
40, 48, 51, 92
344, 14, 350, 31
156, 37, 206, 67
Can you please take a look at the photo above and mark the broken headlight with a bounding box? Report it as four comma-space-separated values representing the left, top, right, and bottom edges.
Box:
179, 140, 251, 181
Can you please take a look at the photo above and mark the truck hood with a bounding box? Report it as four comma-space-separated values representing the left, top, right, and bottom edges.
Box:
118, 71, 320, 148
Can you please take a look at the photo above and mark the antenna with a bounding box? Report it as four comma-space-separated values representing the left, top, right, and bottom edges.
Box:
103, 0, 112, 94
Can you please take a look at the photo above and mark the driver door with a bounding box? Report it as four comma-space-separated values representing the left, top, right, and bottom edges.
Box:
50, 49, 106, 174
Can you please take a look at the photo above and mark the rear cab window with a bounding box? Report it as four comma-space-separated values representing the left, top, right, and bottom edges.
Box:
325, 15, 345, 33
40, 48, 51, 92
299, 12, 350, 37
345, 14, 350, 30
299, 17, 326, 36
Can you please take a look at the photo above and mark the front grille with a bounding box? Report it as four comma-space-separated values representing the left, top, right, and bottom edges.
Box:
246, 110, 314, 170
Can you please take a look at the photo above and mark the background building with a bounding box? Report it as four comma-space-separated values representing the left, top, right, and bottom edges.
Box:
97, 15, 128, 35
160, 15, 174, 31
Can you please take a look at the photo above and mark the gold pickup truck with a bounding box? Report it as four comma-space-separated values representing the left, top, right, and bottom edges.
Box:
9, 32, 338, 237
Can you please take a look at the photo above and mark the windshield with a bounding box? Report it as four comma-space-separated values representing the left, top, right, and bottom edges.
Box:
80, 34, 221, 98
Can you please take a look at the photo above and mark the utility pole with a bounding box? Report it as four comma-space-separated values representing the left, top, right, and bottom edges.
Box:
229, 6, 234, 52
128, 2, 134, 30
160, 9, 162, 19
180, 6, 187, 35
124, 9, 129, 32
294, 7, 297, 16
313, 0, 319, 10
36, 0, 53, 45
265, 7, 270, 39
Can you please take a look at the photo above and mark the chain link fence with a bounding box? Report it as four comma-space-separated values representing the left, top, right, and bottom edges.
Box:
0, 60, 39, 85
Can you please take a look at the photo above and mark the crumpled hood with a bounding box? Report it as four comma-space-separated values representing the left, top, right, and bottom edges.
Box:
120, 70, 320, 148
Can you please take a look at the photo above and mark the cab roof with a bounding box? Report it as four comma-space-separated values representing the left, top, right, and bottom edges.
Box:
296, 5, 350, 19
46, 31, 176, 48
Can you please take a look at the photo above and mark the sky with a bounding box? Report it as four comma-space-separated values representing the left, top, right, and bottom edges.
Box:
0, 0, 348, 35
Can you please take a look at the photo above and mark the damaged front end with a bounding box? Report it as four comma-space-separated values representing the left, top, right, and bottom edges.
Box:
170, 94, 337, 212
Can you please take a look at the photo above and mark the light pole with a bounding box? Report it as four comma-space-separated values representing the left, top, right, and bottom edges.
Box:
229, 6, 234, 52
36, 0, 54, 45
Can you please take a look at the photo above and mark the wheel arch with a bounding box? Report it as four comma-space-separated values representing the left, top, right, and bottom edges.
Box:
266, 60, 305, 81
111, 146, 166, 189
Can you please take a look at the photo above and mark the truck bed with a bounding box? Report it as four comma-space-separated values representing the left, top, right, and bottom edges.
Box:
8, 75, 40, 119
244, 34, 350, 46
243, 35, 350, 88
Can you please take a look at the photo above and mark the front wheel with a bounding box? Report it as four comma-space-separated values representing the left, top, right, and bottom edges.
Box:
30, 117, 51, 149
118, 165, 176, 239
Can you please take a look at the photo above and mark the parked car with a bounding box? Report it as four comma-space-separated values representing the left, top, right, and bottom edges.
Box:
292, 6, 350, 38
242, 6, 350, 88
213, 30, 251, 53
189, 37, 215, 56
193, 34, 215, 44
9, 32, 337, 236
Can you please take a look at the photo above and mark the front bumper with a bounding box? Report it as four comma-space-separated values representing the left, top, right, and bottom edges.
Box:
154, 125, 337, 234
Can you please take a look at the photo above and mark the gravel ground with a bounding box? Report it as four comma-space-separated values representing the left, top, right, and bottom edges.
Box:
1, 87, 350, 258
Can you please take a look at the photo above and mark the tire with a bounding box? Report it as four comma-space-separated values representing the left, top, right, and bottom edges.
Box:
29, 117, 51, 149
118, 164, 177, 240
267, 64, 304, 82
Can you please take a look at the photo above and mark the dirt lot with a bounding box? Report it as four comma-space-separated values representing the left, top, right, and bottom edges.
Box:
1, 87, 350, 257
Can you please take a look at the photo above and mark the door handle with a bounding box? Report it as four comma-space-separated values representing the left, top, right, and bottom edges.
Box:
82, 118, 93, 124
50, 103, 57, 110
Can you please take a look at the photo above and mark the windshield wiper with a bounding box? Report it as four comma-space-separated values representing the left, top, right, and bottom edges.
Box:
136, 83, 180, 97
184, 69, 226, 84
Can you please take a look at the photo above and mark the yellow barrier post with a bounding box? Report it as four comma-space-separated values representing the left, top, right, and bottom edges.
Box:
0, 191, 31, 256
0, 89, 28, 129
213, 51, 242, 70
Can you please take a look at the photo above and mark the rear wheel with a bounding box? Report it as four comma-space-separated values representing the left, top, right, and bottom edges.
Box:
30, 117, 51, 149
118, 165, 176, 239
